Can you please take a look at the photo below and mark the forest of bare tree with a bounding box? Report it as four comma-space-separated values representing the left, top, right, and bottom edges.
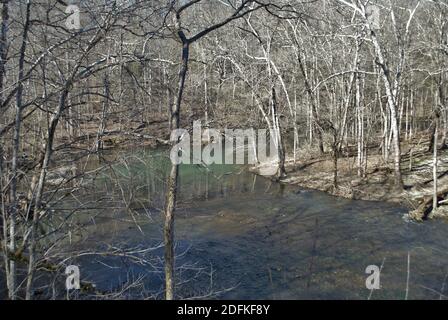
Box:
1, 0, 448, 301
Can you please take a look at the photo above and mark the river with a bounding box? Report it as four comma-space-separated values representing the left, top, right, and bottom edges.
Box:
60, 148, 448, 300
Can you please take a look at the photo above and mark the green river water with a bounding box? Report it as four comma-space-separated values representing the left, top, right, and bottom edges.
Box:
55, 148, 448, 300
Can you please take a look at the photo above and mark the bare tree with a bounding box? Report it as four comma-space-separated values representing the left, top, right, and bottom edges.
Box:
162, 0, 269, 300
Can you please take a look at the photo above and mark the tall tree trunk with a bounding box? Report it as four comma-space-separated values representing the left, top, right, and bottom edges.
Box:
162, 2, 267, 299
96, 74, 110, 153
428, 110, 441, 153
25, 88, 69, 300
0, 0, 8, 107
289, 27, 325, 154
25, 13, 107, 299
369, 29, 403, 188
9, 0, 31, 300
443, 108, 447, 148
332, 131, 339, 190
164, 39, 189, 300
438, 75, 447, 148
356, 71, 363, 177
0, 0, 10, 299
433, 118, 438, 212
271, 87, 286, 179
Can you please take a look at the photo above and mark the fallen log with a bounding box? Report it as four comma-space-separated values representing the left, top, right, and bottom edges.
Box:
410, 186, 448, 220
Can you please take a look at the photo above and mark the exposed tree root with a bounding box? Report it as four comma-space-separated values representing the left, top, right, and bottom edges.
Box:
409, 186, 448, 221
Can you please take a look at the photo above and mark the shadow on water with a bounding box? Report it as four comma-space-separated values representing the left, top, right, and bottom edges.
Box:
67, 148, 448, 300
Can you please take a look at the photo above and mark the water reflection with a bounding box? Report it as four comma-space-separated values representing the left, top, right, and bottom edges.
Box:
68, 149, 448, 300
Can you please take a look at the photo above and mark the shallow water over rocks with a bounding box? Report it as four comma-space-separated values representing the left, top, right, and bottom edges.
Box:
67, 149, 448, 299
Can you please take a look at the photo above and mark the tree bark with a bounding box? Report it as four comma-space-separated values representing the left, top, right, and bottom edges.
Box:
96, 74, 110, 153
0, 0, 8, 106
25, 88, 69, 300
162, 2, 267, 299
271, 87, 286, 179
433, 119, 438, 211
164, 37, 189, 300
8, 0, 31, 300
0, 0, 10, 299
369, 29, 404, 189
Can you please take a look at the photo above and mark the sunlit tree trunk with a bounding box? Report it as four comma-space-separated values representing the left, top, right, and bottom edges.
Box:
433, 118, 438, 211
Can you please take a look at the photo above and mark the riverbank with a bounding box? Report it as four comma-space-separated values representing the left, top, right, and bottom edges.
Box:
42, 123, 448, 222
251, 136, 448, 221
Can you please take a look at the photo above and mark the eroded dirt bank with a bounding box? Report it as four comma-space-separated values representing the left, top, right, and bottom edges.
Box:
251, 137, 448, 221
